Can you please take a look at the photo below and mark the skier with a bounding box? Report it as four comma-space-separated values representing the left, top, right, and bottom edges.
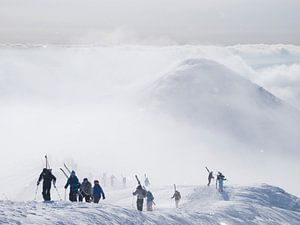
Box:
171, 189, 181, 208
79, 178, 92, 202
205, 167, 214, 186
110, 175, 116, 187
64, 170, 80, 202
37, 168, 56, 201
92, 180, 105, 203
144, 174, 150, 187
146, 190, 154, 211
132, 184, 147, 211
216, 172, 226, 192
122, 176, 126, 188
102, 173, 107, 187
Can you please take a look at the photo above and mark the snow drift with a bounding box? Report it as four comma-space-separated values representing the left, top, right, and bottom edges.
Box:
1, 184, 299, 225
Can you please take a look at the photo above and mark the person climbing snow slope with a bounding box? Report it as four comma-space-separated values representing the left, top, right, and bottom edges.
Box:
133, 185, 147, 211
64, 170, 80, 202
37, 168, 56, 201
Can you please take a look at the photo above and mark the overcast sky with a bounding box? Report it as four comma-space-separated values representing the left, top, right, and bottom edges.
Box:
0, 0, 300, 44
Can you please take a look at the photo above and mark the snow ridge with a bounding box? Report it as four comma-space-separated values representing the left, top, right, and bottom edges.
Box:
1, 184, 299, 225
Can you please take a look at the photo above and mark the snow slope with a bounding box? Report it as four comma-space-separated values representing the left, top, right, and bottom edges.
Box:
1, 184, 299, 225
146, 58, 300, 156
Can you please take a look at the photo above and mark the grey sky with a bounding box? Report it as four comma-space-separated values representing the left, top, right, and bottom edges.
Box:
0, 0, 300, 44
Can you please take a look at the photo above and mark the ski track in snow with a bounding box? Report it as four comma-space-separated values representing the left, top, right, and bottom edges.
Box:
0, 184, 299, 225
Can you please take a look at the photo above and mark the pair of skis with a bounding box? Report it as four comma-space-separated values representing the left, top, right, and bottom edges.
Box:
135, 175, 141, 185
60, 163, 72, 201
60, 163, 71, 179
45, 154, 50, 169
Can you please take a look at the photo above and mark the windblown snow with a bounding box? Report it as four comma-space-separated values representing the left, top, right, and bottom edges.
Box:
1, 185, 300, 225
0, 44, 300, 224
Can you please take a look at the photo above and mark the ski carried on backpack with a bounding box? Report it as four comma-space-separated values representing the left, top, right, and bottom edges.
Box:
45, 154, 50, 169
205, 166, 210, 173
174, 184, 177, 192
60, 168, 69, 178
59, 168, 69, 201
60, 163, 72, 178
64, 163, 71, 174
61, 163, 84, 200
135, 175, 141, 185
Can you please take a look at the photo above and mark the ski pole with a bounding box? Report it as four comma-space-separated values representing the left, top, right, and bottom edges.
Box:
34, 185, 39, 201
64, 188, 67, 201
55, 186, 62, 201
132, 195, 134, 209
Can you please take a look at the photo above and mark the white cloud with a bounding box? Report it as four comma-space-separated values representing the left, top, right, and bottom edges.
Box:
254, 63, 300, 108
0, 0, 300, 44
0, 44, 300, 199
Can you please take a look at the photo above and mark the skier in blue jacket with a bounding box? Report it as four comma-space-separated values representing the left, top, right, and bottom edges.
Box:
64, 170, 80, 202
216, 172, 226, 192
92, 180, 105, 203
146, 190, 154, 211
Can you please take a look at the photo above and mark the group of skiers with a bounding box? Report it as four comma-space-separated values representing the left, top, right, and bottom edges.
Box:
36, 158, 225, 212
37, 168, 105, 203
131, 175, 154, 211
100, 173, 127, 188
131, 175, 181, 211
205, 166, 227, 192
130, 168, 226, 212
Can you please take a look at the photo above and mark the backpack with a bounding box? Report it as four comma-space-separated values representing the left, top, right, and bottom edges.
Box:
147, 192, 154, 201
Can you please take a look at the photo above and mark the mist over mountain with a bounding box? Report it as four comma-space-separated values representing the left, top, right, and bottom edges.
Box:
1, 1, 299, 223
146, 58, 300, 155
0, 44, 299, 199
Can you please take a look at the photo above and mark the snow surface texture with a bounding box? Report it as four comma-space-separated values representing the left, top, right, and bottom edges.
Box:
0, 185, 299, 225
0, 44, 300, 201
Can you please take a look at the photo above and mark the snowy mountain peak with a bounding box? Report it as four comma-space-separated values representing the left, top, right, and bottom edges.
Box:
146, 58, 300, 155
151, 58, 282, 109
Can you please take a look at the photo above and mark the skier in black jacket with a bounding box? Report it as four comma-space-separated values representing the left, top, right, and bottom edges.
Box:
205, 167, 214, 186
37, 168, 56, 201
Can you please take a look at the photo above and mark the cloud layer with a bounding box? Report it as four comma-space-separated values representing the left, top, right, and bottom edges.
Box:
0, 44, 299, 199
1, 0, 300, 44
